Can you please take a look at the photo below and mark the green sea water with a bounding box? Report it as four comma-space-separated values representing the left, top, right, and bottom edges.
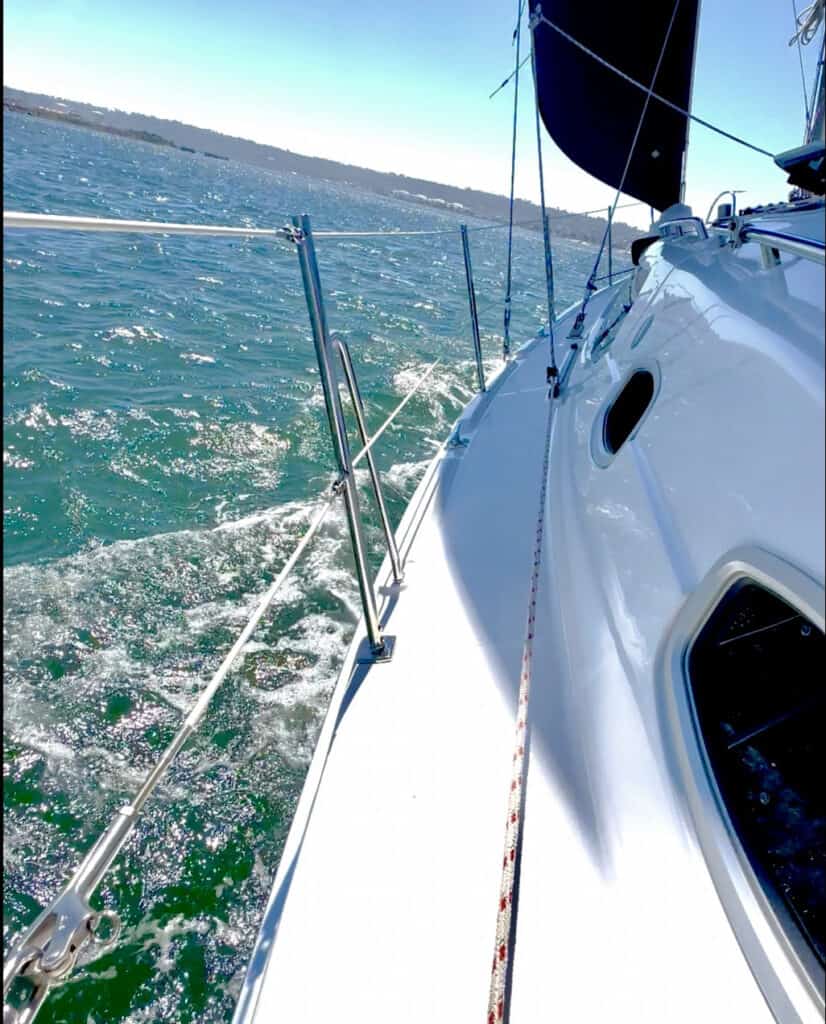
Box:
3, 110, 607, 1022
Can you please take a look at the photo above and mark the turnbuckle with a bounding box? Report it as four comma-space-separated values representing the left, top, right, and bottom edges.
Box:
4, 805, 135, 1023
3, 889, 121, 1024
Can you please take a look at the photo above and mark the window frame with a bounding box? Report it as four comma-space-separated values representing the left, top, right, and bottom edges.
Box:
590, 360, 661, 468
660, 546, 825, 1023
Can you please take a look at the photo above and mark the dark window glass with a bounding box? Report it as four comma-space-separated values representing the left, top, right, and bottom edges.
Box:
603, 370, 655, 454
688, 581, 825, 968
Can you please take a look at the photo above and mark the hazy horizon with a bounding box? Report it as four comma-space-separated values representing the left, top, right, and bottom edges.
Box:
3, 0, 822, 231
4, 82, 647, 234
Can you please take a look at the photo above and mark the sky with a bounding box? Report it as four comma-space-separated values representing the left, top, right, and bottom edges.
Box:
3, 0, 823, 230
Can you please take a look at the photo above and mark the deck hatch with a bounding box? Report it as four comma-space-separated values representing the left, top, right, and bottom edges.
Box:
688, 580, 825, 970
602, 369, 655, 454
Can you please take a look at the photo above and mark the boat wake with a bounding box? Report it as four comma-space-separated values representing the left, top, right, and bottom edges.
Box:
2, 480, 422, 1020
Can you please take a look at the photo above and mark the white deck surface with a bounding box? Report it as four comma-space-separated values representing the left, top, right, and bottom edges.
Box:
236, 324, 559, 1023
237, 215, 825, 1024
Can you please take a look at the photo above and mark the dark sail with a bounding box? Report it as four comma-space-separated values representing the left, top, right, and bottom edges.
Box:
528, 0, 700, 211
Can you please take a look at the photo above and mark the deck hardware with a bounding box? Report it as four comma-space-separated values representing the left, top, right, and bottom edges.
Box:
714, 218, 826, 264
332, 335, 404, 584
704, 189, 743, 223
553, 344, 580, 397
447, 421, 471, 447
567, 310, 586, 339
3, 805, 134, 1023
356, 634, 396, 664
282, 223, 304, 244
760, 245, 782, 269
656, 216, 709, 239
743, 225, 825, 263
293, 214, 390, 660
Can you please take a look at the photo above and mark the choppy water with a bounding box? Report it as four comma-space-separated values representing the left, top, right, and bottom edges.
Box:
3, 111, 602, 1022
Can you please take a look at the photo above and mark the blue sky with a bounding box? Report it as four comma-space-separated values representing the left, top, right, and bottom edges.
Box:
3, 0, 822, 228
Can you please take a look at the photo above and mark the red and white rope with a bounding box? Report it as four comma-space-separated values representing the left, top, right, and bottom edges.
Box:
487, 394, 555, 1023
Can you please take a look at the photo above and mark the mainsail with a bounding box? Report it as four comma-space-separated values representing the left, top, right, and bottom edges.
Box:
528, 0, 700, 211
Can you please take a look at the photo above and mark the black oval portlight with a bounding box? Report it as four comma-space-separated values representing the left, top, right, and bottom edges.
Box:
603, 370, 655, 454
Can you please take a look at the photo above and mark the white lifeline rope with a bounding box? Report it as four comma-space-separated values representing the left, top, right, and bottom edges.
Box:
487, 391, 555, 1024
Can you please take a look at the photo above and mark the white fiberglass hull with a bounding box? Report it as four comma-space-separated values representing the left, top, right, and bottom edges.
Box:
235, 207, 825, 1024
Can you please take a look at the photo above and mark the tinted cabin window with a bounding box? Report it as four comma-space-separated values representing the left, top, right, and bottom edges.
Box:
688, 582, 825, 968
603, 370, 655, 454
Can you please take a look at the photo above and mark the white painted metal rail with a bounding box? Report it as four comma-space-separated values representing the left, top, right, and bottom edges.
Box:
2, 210, 491, 240
3, 210, 288, 238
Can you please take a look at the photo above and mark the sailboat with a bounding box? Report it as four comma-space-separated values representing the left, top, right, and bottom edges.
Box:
3, 1, 824, 1022
227, 5, 826, 1022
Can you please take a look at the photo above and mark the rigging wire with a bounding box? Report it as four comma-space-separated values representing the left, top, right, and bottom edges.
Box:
792, 0, 814, 133
565, 0, 684, 339
490, 53, 532, 99
549, 200, 643, 218
503, 0, 526, 359
528, 7, 557, 373
314, 225, 492, 238
530, 11, 775, 159
789, 0, 826, 143
318, 202, 642, 237
5, 204, 644, 240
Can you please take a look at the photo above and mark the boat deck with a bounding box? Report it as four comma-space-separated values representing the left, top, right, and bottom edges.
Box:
233, 312, 563, 1022
236, 225, 824, 1023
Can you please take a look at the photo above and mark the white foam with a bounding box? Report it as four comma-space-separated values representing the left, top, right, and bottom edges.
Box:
13, 403, 54, 430
180, 352, 216, 365
384, 459, 428, 495
3, 450, 34, 470
4, 495, 358, 774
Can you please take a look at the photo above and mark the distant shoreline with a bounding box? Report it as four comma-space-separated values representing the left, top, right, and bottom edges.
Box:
3, 86, 642, 247
3, 99, 230, 160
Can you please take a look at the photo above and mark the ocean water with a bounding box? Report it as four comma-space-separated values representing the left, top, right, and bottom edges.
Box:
3, 111, 604, 1022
